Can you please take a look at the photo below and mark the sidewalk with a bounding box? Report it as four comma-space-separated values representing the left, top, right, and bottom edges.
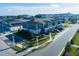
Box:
71, 45, 79, 48
0, 31, 12, 37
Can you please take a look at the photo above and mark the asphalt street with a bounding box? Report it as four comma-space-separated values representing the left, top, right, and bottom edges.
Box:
28, 24, 79, 56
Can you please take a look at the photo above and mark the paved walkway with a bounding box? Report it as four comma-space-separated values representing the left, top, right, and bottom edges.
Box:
72, 45, 79, 48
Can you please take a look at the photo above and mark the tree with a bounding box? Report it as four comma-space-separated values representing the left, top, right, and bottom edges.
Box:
35, 15, 42, 18
65, 42, 71, 52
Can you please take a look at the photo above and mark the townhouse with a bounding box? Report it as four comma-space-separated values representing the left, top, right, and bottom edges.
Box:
0, 19, 29, 32
23, 17, 62, 35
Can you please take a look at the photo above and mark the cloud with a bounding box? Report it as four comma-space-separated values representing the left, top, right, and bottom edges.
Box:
51, 4, 60, 8
1, 5, 79, 15
1, 6, 54, 15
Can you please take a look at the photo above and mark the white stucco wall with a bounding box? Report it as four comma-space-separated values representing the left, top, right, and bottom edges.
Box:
23, 28, 41, 35
10, 26, 23, 31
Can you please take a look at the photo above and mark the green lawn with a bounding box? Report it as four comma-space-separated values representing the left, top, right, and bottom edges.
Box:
51, 32, 58, 36
12, 30, 51, 52
33, 38, 49, 46
68, 30, 79, 56
12, 37, 49, 52
22, 41, 34, 47
38, 35, 44, 39
64, 23, 70, 28
62, 29, 79, 56
11, 46, 25, 52
70, 46, 79, 56
73, 30, 79, 45
62, 43, 79, 56
22, 37, 49, 47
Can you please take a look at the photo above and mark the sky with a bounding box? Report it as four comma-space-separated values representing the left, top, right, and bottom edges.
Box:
1, 3, 79, 16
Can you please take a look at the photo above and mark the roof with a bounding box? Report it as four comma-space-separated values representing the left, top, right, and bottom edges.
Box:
36, 18, 52, 24
3, 19, 29, 27
24, 18, 53, 25
25, 19, 42, 25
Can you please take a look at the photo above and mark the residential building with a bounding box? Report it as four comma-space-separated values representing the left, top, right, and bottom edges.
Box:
23, 19, 43, 35
0, 19, 29, 32
23, 18, 57, 35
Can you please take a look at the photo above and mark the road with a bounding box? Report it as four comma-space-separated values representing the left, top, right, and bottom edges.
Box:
0, 24, 78, 56
28, 24, 79, 56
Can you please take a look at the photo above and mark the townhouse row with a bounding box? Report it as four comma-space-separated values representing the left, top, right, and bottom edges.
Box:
0, 17, 64, 35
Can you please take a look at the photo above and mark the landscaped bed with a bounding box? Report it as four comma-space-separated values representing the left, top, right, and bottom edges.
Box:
11, 45, 25, 53
70, 46, 79, 56
73, 30, 79, 45
64, 23, 70, 28
32, 37, 49, 46
11, 37, 49, 52
12, 30, 53, 53
22, 37, 49, 47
